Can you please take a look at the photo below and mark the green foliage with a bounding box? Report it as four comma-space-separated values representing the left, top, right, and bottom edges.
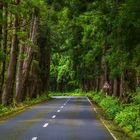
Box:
0, 105, 9, 114
99, 96, 121, 119
0, 93, 50, 117
0, 49, 6, 61
24, 94, 49, 105
90, 91, 140, 137
91, 91, 121, 119
115, 105, 139, 132
131, 88, 140, 105
134, 119, 140, 136
92, 92, 105, 103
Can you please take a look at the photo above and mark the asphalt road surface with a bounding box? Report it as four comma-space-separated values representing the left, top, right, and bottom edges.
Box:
0, 96, 114, 140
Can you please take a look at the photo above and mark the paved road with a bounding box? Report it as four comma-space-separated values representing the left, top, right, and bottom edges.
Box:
0, 96, 114, 140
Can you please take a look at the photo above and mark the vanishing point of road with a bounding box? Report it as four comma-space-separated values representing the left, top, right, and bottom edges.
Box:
0, 96, 115, 140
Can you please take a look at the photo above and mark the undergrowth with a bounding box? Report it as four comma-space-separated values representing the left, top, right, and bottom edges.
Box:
0, 93, 50, 118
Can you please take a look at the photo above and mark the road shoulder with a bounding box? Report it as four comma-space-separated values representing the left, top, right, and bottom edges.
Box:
88, 98, 132, 140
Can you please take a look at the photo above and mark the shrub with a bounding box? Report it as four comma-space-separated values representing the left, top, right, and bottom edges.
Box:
134, 119, 140, 136
92, 92, 105, 103
115, 105, 139, 131
131, 88, 140, 105
0, 105, 9, 113
85, 92, 93, 98
99, 96, 121, 119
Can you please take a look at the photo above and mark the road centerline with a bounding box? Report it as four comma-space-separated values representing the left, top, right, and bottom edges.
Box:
52, 115, 56, 119
32, 137, 37, 140
60, 106, 64, 108
43, 123, 49, 128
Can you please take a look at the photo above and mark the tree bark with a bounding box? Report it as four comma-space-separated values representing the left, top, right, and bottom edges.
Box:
2, 0, 20, 105
120, 73, 124, 99
15, 45, 24, 99
113, 77, 120, 97
0, 1, 3, 47
0, 3, 8, 92
15, 20, 26, 101
39, 43, 50, 92
0, 1, 3, 102
15, 8, 39, 103
110, 80, 114, 96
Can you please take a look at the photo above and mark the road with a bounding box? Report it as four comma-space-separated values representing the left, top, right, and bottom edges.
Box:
0, 96, 114, 140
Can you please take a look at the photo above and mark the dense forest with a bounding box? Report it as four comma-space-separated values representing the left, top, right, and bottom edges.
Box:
0, 0, 140, 105
49, 0, 140, 99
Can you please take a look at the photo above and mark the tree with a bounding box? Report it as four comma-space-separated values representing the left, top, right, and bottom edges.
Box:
2, 0, 20, 105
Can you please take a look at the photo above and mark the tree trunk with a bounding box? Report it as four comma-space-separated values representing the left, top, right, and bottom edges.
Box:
120, 73, 124, 99
0, 1, 3, 47
39, 42, 51, 92
0, 1, 3, 103
45, 44, 50, 92
0, 3, 8, 92
15, 8, 38, 103
2, 0, 20, 105
15, 20, 26, 101
15, 45, 24, 99
110, 80, 114, 96
113, 77, 120, 97
97, 78, 100, 91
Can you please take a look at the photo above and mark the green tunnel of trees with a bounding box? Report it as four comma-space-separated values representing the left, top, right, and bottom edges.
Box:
0, 0, 140, 105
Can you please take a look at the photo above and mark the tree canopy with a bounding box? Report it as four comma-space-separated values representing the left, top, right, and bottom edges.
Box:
0, 0, 140, 104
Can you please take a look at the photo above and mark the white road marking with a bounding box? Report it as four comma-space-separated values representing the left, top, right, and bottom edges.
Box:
64, 103, 66, 105
61, 106, 64, 108
52, 115, 56, 119
57, 110, 61, 112
32, 137, 37, 140
87, 97, 118, 140
87, 97, 92, 105
43, 123, 49, 127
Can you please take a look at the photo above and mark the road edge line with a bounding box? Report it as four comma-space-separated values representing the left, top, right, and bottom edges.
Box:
87, 97, 118, 140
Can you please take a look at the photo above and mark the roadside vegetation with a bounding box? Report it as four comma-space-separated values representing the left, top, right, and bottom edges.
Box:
90, 90, 140, 139
0, 93, 50, 118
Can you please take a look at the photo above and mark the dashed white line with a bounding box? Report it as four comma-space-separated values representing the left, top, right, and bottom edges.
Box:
43, 123, 49, 127
32, 137, 37, 140
64, 103, 66, 105
61, 106, 64, 108
52, 115, 56, 119
57, 110, 61, 112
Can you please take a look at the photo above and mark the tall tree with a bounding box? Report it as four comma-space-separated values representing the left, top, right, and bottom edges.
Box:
0, 1, 8, 92
2, 0, 20, 105
15, 7, 39, 103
